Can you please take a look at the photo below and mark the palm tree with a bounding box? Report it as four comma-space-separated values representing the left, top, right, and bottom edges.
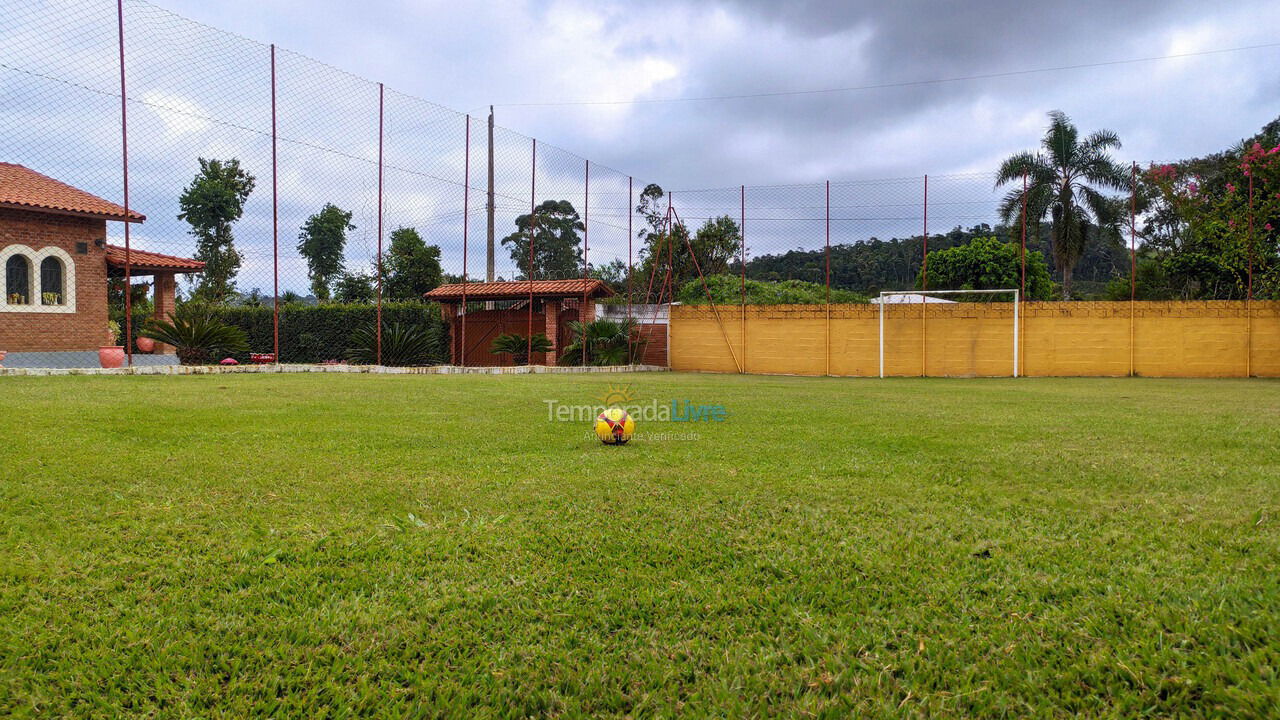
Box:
997, 111, 1130, 298
559, 318, 645, 366
490, 332, 551, 365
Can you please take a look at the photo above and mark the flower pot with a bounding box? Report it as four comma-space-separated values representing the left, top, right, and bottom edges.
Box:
136, 336, 155, 353
98, 346, 125, 369
0, 350, 6, 368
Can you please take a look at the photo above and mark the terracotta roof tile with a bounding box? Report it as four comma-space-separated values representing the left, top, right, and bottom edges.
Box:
0, 163, 144, 221
105, 244, 204, 273
425, 278, 614, 301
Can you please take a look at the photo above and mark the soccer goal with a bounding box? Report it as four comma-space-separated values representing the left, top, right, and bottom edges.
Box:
877, 289, 1020, 378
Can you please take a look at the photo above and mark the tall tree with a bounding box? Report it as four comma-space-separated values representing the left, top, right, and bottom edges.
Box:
383, 227, 443, 300
177, 158, 255, 303
996, 111, 1129, 298
297, 204, 354, 301
501, 200, 584, 280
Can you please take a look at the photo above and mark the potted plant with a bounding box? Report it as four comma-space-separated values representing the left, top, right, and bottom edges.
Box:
99, 320, 125, 368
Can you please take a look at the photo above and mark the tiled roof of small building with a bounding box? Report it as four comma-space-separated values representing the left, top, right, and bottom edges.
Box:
106, 244, 204, 273
425, 278, 614, 301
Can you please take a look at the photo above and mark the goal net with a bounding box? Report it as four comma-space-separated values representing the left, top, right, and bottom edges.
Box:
876, 289, 1020, 378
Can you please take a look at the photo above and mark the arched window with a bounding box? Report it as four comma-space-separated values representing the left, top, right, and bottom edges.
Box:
40, 256, 65, 305
5, 255, 31, 305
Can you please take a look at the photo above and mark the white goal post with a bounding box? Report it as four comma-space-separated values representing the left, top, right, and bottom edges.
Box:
877, 289, 1020, 378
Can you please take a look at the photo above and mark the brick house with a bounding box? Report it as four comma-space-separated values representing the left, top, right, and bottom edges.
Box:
1, 163, 203, 367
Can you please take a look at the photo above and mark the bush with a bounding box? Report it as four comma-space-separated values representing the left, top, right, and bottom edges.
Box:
141, 305, 250, 365
919, 237, 1053, 300
118, 302, 448, 364
205, 301, 446, 364
344, 323, 440, 366
490, 333, 552, 365
677, 274, 868, 305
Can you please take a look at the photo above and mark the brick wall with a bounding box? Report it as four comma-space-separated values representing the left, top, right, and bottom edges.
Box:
0, 208, 109, 352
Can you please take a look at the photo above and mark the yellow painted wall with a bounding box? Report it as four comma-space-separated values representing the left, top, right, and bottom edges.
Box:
670, 301, 1280, 378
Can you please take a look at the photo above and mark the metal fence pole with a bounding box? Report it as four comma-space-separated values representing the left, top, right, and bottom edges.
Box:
1247, 172, 1254, 377
582, 159, 589, 366
461, 115, 470, 368
740, 184, 746, 374
824, 179, 831, 377
1020, 170, 1027, 375
626, 176, 633, 363
527, 139, 536, 365
116, 0, 132, 367
1129, 162, 1137, 377
921, 174, 928, 377
271, 44, 280, 363
375, 83, 384, 366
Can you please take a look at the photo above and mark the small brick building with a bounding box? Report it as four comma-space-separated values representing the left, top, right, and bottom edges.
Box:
425, 279, 613, 366
0, 163, 203, 366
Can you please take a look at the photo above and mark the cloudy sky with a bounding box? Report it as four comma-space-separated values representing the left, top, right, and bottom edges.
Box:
3, 0, 1278, 292
154, 0, 1279, 185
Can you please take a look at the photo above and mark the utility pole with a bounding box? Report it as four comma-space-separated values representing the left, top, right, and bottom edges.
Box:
486, 105, 495, 282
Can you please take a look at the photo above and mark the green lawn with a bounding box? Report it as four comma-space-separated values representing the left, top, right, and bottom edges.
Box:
2, 373, 1278, 718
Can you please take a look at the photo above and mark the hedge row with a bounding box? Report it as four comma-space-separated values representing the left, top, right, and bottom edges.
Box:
112, 302, 449, 364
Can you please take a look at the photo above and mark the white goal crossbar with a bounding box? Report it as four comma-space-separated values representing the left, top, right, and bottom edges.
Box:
877, 289, 1020, 378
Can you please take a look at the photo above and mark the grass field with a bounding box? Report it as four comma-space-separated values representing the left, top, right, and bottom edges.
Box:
2, 372, 1278, 718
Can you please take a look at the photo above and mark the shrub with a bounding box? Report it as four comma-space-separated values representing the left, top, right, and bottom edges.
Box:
141, 305, 249, 365
677, 274, 868, 305
558, 318, 646, 366
344, 323, 440, 366
490, 333, 552, 365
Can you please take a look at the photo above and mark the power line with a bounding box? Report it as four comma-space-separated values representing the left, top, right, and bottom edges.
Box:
493, 42, 1280, 108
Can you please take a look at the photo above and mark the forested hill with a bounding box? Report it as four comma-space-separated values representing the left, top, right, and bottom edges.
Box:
746, 223, 1129, 296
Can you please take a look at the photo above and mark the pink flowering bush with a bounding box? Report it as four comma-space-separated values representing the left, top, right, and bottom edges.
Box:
1145, 141, 1280, 298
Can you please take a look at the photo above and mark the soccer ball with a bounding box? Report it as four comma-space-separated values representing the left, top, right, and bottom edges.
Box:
595, 407, 635, 445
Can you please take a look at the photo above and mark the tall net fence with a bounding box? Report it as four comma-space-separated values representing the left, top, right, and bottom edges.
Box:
0, 0, 649, 369
5, 1, 1268, 374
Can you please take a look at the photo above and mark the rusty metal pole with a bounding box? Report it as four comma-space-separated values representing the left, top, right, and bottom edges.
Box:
376, 83, 384, 366
1020, 170, 1027, 298
116, 0, 132, 367
741, 184, 746, 374
825, 180, 831, 377
461, 115, 470, 368
527, 139, 536, 365
1130, 162, 1138, 371
627, 176, 633, 363
582, 159, 589, 366
1247, 171, 1254, 376
271, 44, 280, 363
921, 174, 928, 377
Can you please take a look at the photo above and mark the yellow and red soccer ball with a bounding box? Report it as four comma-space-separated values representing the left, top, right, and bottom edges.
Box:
595, 407, 635, 445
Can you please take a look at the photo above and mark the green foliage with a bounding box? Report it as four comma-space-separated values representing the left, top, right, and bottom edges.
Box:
1142, 132, 1280, 299
297, 204, 355, 301
333, 270, 376, 304
501, 200, 583, 280
636, 214, 742, 298
489, 332, 552, 365
383, 227, 443, 300
206, 302, 447, 364
140, 304, 249, 365
178, 158, 255, 303
919, 237, 1053, 300
344, 322, 440, 366
558, 318, 644, 366
677, 274, 868, 305
997, 111, 1129, 298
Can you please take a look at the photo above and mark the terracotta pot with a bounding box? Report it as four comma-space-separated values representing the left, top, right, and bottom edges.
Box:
136, 336, 155, 353
98, 346, 125, 369
0, 350, 7, 367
